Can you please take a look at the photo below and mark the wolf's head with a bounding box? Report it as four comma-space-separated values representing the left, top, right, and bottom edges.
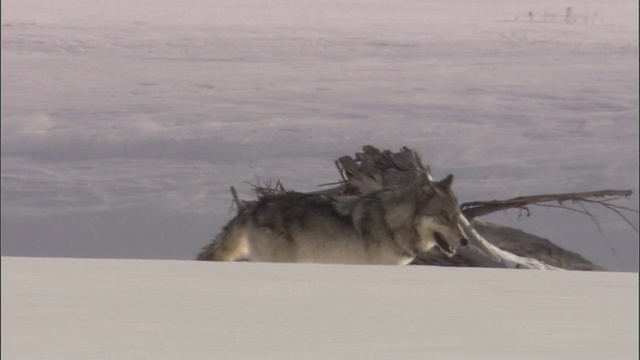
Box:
412, 174, 468, 257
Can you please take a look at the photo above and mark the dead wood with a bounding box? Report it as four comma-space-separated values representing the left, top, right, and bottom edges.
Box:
461, 190, 637, 230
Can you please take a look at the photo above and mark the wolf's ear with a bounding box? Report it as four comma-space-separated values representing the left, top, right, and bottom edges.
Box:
436, 174, 454, 189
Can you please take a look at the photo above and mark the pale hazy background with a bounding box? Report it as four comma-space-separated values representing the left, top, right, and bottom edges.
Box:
1, 0, 638, 270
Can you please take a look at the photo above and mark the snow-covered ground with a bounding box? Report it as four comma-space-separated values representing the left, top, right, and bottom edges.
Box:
2, 256, 638, 359
1, 0, 638, 270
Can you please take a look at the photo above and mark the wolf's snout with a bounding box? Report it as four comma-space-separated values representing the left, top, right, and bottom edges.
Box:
460, 237, 468, 247
434, 232, 456, 255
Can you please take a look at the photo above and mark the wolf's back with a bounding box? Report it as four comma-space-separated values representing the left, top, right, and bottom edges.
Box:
197, 192, 351, 261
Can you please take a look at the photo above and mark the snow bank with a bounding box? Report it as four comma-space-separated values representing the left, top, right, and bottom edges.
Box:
2, 257, 637, 359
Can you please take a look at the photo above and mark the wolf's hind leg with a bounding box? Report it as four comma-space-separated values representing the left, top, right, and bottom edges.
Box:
197, 226, 248, 261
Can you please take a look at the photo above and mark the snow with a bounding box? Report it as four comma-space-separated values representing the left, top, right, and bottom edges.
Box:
2, 256, 637, 359
1, 0, 638, 270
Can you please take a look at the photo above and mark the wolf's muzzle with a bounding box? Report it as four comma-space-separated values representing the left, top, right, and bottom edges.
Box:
434, 232, 468, 257
434, 232, 456, 255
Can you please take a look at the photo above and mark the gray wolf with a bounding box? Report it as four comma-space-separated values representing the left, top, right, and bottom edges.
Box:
198, 175, 468, 265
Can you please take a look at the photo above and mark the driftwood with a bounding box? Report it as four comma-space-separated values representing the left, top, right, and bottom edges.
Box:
211, 145, 637, 270
461, 190, 636, 223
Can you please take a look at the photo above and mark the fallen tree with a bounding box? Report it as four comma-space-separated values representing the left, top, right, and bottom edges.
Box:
199, 145, 637, 270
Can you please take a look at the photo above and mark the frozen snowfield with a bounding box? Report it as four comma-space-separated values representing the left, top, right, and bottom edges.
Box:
2, 256, 638, 359
1, 0, 638, 270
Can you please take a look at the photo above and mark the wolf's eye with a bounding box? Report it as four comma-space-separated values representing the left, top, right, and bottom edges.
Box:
439, 213, 451, 222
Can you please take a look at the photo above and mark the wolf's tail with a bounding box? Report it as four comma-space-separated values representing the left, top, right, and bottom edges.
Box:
196, 213, 249, 261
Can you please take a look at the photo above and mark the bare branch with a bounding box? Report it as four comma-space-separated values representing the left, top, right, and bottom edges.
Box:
461, 190, 635, 220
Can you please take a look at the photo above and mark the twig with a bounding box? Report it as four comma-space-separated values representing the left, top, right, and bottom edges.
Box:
335, 160, 347, 182
581, 199, 640, 234
229, 186, 243, 214
317, 181, 345, 187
